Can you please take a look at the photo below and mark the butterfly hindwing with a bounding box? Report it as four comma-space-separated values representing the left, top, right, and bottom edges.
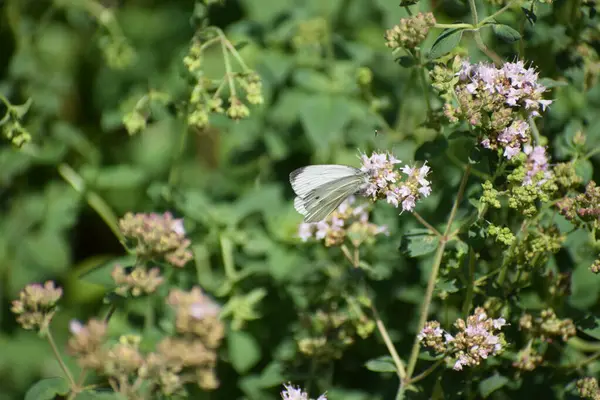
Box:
300, 175, 365, 223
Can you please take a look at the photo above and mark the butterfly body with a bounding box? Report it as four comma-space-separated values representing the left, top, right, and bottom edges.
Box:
289, 165, 369, 223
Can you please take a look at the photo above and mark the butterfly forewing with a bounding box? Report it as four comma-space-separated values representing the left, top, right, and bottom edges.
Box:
290, 165, 362, 198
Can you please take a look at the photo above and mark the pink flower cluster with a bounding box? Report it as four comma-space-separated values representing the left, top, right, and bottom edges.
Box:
522, 145, 552, 186
418, 307, 507, 371
458, 60, 552, 115
481, 119, 529, 159
359, 152, 431, 212
457, 60, 553, 159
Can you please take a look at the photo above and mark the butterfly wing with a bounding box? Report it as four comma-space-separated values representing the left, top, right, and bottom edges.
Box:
289, 165, 362, 198
290, 165, 368, 223
301, 175, 366, 222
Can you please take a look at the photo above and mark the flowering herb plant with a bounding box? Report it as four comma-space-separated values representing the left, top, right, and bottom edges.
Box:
3, 0, 600, 399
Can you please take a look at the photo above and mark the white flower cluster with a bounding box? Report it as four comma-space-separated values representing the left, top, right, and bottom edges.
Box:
359, 152, 431, 212
281, 383, 327, 400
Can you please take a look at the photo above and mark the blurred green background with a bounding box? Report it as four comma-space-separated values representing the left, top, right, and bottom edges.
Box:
2, 0, 600, 399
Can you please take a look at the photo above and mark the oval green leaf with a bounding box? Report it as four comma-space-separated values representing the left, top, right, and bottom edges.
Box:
492, 24, 522, 43
25, 377, 70, 400
365, 356, 398, 373
427, 29, 464, 60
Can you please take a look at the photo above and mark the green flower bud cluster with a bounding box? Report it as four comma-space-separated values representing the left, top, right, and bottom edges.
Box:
385, 12, 436, 50
481, 181, 502, 209
121, 92, 171, 135
183, 35, 264, 128
510, 226, 564, 269
506, 158, 558, 217
297, 304, 374, 362
292, 17, 329, 52
1, 98, 33, 147
487, 224, 515, 246
513, 345, 543, 371
519, 308, 576, 342
430, 56, 463, 104
553, 162, 583, 193
98, 34, 136, 70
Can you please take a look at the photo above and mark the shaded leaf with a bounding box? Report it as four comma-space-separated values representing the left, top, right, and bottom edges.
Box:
427, 29, 464, 60
415, 137, 448, 161
299, 94, 353, 149
538, 78, 568, 88
574, 158, 593, 183
492, 24, 521, 43
479, 374, 509, 398
365, 356, 397, 373
227, 330, 262, 373
74, 390, 126, 400
397, 56, 416, 68
25, 377, 69, 400
78, 255, 136, 288
401, 229, 440, 257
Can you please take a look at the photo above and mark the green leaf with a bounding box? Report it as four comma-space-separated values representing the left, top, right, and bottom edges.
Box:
227, 330, 262, 373
397, 56, 416, 68
11, 98, 33, 119
365, 356, 398, 373
479, 374, 509, 398
435, 278, 459, 294
574, 158, 593, 183
578, 317, 600, 340
538, 77, 568, 88
415, 137, 449, 161
401, 228, 440, 257
22, 230, 70, 273
78, 255, 136, 288
74, 390, 126, 400
427, 29, 464, 60
92, 165, 148, 190
299, 94, 353, 150
492, 24, 522, 43
25, 377, 70, 400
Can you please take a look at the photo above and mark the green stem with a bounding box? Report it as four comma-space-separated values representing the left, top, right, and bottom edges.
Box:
462, 246, 476, 316
418, 63, 432, 115
497, 220, 528, 285
47, 329, 77, 388
408, 358, 444, 384
413, 212, 441, 237
220, 37, 237, 98
167, 122, 189, 187
468, 0, 504, 66
478, 0, 520, 26
403, 165, 472, 386
528, 115, 541, 145
469, 0, 479, 24
340, 245, 406, 380
57, 163, 124, 243
434, 23, 473, 29
372, 304, 407, 380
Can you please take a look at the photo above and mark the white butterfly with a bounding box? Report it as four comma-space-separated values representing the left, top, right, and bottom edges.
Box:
289, 165, 369, 223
